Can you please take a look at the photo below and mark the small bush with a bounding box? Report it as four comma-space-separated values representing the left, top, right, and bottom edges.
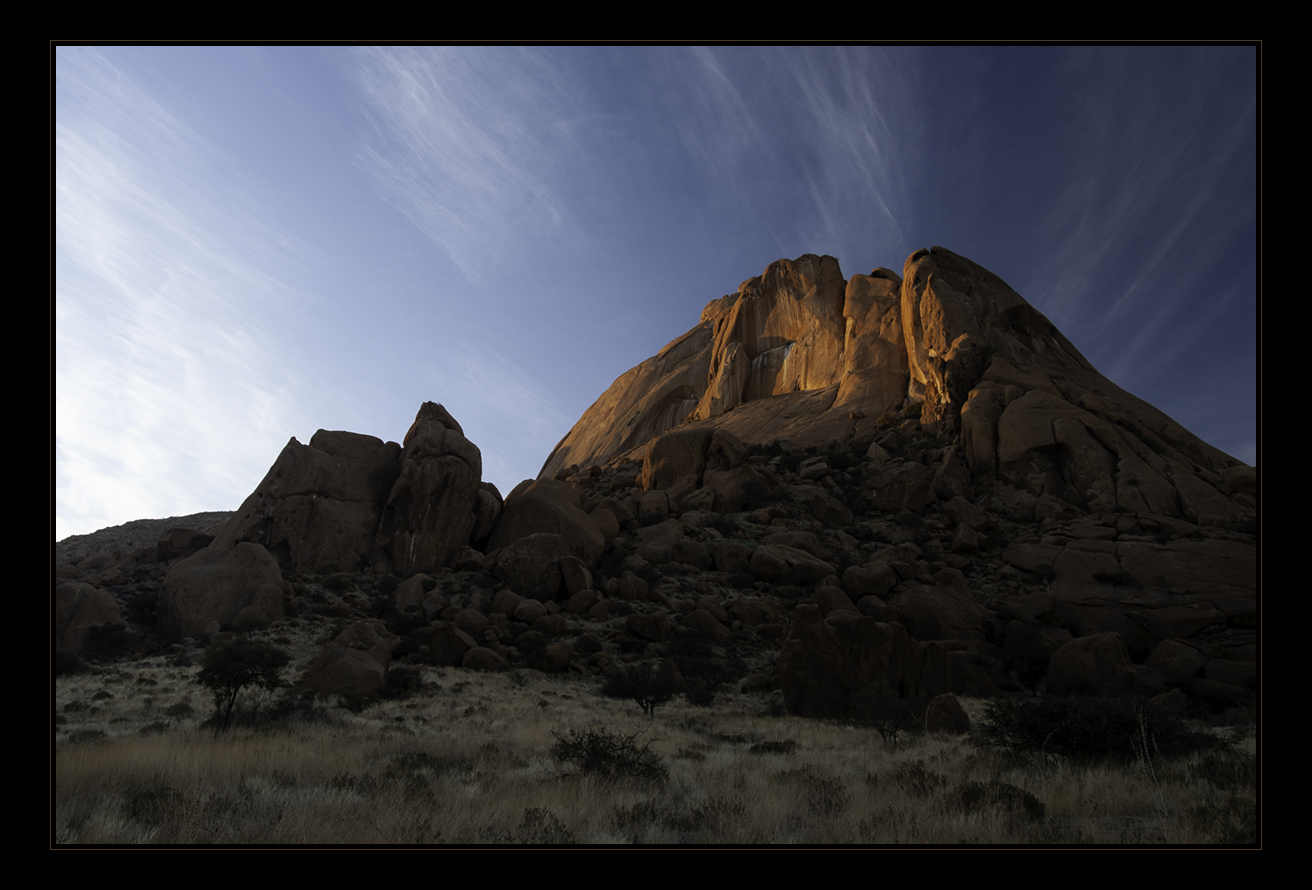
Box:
382, 664, 424, 699
65, 729, 108, 744
1186, 794, 1257, 845
978, 695, 1226, 763
517, 808, 576, 845
550, 727, 668, 785
749, 739, 797, 755
957, 780, 1045, 822
850, 684, 915, 748
601, 662, 678, 717
230, 612, 270, 633
772, 764, 848, 817
123, 784, 183, 827
885, 761, 946, 797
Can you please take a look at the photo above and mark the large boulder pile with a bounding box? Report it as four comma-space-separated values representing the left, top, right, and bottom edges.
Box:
55, 247, 1256, 727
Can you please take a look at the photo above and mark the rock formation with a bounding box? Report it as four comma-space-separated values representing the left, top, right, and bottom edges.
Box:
54, 247, 1256, 730
541, 247, 1253, 527
210, 401, 490, 577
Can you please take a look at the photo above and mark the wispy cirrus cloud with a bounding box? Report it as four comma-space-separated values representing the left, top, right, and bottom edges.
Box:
349, 47, 589, 283
55, 48, 308, 540
666, 46, 912, 260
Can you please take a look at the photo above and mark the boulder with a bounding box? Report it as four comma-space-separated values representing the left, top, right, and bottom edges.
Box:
1046, 633, 1136, 696
885, 570, 986, 641
54, 581, 128, 652
158, 542, 284, 640
924, 693, 971, 735
490, 533, 566, 600
777, 604, 948, 720
487, 478, 605, 566
429, 623, 479, 667
303, 620, 401, 696
750, 544, 835, 587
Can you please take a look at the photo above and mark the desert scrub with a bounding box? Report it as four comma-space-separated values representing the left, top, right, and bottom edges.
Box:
978, 695, 1225, 763
550, 727, 669, 786
55, 665, 1255, 844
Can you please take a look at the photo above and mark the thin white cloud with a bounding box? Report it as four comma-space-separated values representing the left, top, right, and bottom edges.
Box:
55, 48, 310, 540
349, 47, 588, 283
788, 48, 909, 253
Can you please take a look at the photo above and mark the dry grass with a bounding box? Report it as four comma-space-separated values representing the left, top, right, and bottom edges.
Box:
54, 664, 1257, 845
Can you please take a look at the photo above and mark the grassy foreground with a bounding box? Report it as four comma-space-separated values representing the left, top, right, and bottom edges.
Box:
54, 659, 1257, 845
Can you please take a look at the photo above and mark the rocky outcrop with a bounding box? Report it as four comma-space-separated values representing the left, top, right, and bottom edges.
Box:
210, 402, 486, 577
211, 430, 401, 575
543, 255, 911, 477
541, 248, 1253, 528
57, 246, 1254, 731
373, 402, 483, 574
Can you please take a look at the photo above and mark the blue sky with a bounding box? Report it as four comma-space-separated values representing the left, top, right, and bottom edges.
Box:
54, 45, 1258, 541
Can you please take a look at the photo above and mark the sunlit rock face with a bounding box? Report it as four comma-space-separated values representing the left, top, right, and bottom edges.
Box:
541, 247, 1252, 525
542, 254, 909, 478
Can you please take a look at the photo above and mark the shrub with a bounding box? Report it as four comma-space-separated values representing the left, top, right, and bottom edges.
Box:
749, 739, 797, 755
957, 780, 1045, 822
772, 764, 848, 816
230, 612, 270, 633
123, 784, 183, 827
978, 695, 1226, 763
664, 634, 744, 692
518, 807, 576, 844
850, 684, 915, 748
196, 638, 289, 735
550, 727, 668, 786
382, 665, 424, 699
601, 662, 678, 717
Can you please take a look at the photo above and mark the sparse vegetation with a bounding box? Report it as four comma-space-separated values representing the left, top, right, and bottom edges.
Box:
53, 415, 1257, 846
977, 695, 1226, 763
55, 665, 1257, 844
196, 638, 290, 735
600, 661, 678, 717
550, 727, 669, 786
